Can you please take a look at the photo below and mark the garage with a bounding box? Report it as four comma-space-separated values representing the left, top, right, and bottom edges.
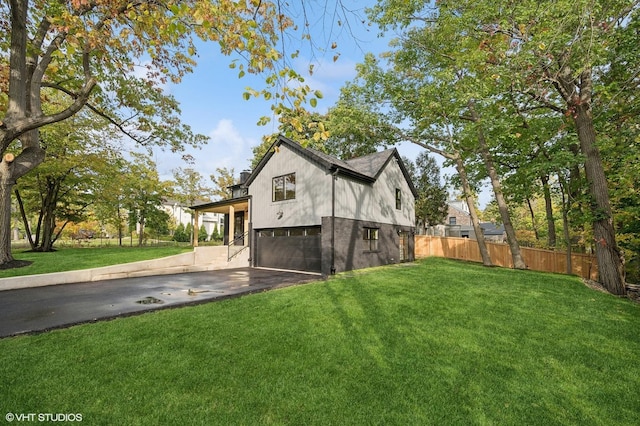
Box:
255, 226, 322, 273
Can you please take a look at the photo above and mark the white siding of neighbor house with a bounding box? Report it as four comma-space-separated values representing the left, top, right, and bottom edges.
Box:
249, 144, 332, 229
335, 157, 415, 227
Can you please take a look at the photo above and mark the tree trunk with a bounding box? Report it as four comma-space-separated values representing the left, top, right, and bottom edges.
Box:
138, 217, 145, 246
1, 0, 93, 266
454, 156, 493, 267
574, 104, 626, 295
567, 143, 586, 253
526, 198, 540, 242
540, 175, 557, 248
118, 216, 123, 247
40, 189, 58, 251
14, 188, 36, 249
560, 179, 573, 275
0, 169, 15, 264
470, 103, 526, 269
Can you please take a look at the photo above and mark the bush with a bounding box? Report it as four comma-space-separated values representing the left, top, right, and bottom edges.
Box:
198, 225, 208, 242
173, 223, 189, 243
210, 223, 221, 241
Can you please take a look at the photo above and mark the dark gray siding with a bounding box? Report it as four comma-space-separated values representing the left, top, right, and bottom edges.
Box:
321, 217, 415, 276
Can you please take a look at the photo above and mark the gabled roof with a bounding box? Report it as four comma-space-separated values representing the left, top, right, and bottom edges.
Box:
448, 202, 471, 217
245, 135, 418, 197
344, 148, 396, 180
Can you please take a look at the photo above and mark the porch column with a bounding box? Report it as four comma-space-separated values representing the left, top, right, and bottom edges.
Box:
193, 211, 199, 247
228, 205, 235, 245
243, 209, 249, 246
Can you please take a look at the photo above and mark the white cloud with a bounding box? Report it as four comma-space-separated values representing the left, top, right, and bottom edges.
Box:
295, 57, 358, 101
203, 119, 257, 173
154, 119, 257, 183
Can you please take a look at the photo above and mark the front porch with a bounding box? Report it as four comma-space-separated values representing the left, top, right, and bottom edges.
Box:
192, 196, 251, 253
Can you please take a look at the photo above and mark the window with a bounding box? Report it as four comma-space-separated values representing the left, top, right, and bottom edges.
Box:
305, 227, 321, 236
449, 217, 457, 225
289, 228, 305, 236
272, 173, 296, 202
363, 227, 379, 251
395, 188, 401, 210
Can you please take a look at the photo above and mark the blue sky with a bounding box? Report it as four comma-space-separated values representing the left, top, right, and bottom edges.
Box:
149, 3, 419, 174
148, 2, 491, 206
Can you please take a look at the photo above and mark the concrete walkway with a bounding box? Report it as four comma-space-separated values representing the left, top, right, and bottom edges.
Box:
0, 267, 320, 338
0, 246, 249, 291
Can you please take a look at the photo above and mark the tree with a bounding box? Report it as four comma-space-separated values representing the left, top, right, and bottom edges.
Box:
13, 111, 118, 251
210, 223, 220, 242
0, 0, 321, 267
404, 153, 448, 231
92, 156, 130, 246
184, 223, 193, 245
598, 8, 640, 284
173, 223, 188, 243
145, 207, 170, 239
170, 166, 213, 244
124, 153, 168, 246
210, 167, 236, 200
369, 0, 636, 293
171, 167, 213, 207
198, 224, 208, 242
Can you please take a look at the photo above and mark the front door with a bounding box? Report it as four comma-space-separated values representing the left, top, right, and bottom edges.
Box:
234, 211, 245, 245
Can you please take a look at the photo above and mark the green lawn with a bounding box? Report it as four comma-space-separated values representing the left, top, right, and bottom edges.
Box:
0, 246, 193, 278
1, 258, 639, 425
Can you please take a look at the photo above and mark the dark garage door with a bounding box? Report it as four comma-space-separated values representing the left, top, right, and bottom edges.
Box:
256, 227, 322, 273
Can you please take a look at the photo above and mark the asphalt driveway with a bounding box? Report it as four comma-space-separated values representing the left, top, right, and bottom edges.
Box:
0, 268, 319, 338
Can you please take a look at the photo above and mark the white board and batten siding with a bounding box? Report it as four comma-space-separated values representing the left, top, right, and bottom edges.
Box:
248, 144, 332, 229
249, 143, 415, 229
334, 158, 415, 227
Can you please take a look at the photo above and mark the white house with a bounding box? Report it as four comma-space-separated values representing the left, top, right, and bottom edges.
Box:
191, 135, 417, 275
162, 199, 224, 239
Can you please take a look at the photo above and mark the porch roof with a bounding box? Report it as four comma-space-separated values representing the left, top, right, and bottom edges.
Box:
190, 195, 250, 214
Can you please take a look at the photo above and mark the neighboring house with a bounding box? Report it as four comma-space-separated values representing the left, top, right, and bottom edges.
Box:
479, 222, 506, 243
446, 200, 472, 227
425, 200, 474, 238
191, 135, 417, 275
426, 200, 505, 242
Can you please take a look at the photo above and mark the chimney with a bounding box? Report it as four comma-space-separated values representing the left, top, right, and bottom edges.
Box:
240, 170, 251, 184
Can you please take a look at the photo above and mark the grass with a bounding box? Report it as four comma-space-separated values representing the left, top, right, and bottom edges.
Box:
1, 257, 639, 425
0, 246, 193, 278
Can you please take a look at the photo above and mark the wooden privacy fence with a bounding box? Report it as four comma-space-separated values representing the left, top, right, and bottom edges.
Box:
415, 236, 599, 281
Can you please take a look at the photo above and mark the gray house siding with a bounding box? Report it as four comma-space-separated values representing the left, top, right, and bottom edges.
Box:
335, 160, 415, 227
248, 143, 331, 229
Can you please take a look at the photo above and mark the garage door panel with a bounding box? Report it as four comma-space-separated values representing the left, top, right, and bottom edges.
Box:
256, 228, 321, 272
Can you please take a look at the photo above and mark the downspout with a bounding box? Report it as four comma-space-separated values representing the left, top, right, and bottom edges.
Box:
331, 168, 338, 275
248, 196, 253, 266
